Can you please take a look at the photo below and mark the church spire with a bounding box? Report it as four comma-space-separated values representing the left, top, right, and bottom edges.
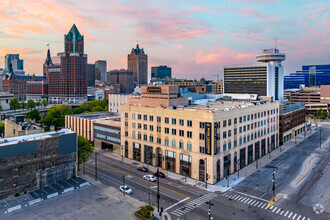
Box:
45, 48, 53, 66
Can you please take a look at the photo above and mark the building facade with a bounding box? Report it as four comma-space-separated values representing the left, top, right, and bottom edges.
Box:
284, 64, 330, 89
4, 116, 44, 138
151, 66, 171, 81
108, 94, 139, 114
0, 92, 13, 111
127, 44, 148, 85
121, 85, 279, 184
0, 129, 77, 199
279, 103, 306, 145
225, 48, 285, 103
87, 64, 96, 87
95, 60, 107, 82
48, 24, 87, 104
108, 69, 134, 93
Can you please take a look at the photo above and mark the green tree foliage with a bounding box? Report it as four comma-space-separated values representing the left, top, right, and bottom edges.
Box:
20, 101, 26, 110
44, 105, 72, 129
136, 205, 154, 218
27, 99, 36, 109
41, 98, 48, 107
73, 100, 107, 114
316, 108, 328, 119
77, 135, 94, 169
0, 103, 2, 111
26, 109, 41, 121
286, 95, 290, 101
9, 98, 20, 110
36, 101, 41, 108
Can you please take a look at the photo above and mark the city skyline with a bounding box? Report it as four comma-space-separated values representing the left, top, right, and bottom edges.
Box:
0, 0, 329, 80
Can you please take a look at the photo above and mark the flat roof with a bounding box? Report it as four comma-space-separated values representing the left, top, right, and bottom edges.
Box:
0, 129, 75, 147
68, 112, 116, 120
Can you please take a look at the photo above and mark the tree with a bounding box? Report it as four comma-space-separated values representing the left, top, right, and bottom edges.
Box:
44, 105, 72, 129
91, 106, 104, 112
27, 99, 36, 109
0, 103, 2, 111
41, 98, 48, 107
26, 109, 41, 121
286, 95, 290, 101
77, 135, 94, 169
9, 98, 20, 110
36, 101, 41, 108
20, 101, 26, 110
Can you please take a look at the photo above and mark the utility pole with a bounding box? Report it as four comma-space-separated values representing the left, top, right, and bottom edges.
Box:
157, 168, 160, 213
121, 145, 123, 162
320, 128, 321, 149
148, 179, 151, 213
122, 175, 125, 196
237, 159, 240, 178
205, 201, 214, 220
95, 152, 98, 181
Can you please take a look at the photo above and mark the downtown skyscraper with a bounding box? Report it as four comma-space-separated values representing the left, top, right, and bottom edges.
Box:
47, 24, 87, 104
127, 44, 148, 85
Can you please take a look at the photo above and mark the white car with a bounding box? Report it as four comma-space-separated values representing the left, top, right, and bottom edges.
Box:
143, 175, 157, 182
119, 185, 133, 195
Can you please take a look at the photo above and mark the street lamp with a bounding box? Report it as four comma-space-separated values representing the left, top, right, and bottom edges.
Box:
237, 159, 240, 178
122, 175, 125, 196
204, 158, 208, 189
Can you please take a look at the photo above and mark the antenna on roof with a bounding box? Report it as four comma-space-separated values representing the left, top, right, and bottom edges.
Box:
274, 33, 277, 50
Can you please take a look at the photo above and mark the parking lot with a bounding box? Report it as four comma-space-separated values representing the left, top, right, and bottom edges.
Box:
0, 176, 89, 215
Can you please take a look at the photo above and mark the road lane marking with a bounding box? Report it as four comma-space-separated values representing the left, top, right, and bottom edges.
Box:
232, 195, 238, 200
234, 191, 269, 202
237, 196, 244, 202
288, 212, 293, 218
297, 215, 301, 220
253, 201, 259, 206
302, 217, 305, 220
241, 198, 247, 203
276, 209, 281, 214
292, 214, 297, 219
250, 200, 256, 206
269, 206, 273, 210
243, 198, 250, 203
261, 204, 266, 209
284, 211, 289, 216
280, 210, 284, 215
104, 192, 121, 202
258, 202, 263, 207
165, 197, 190, 212
272, 207, 277, 212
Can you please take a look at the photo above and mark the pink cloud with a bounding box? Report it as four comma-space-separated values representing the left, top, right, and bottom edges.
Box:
241, 8, 278, 22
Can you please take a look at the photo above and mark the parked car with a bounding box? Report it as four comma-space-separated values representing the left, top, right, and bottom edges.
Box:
143, 175, 157, 182
119, 185, 133, 195
154, 171, 165, 178
137, 166, 148, 172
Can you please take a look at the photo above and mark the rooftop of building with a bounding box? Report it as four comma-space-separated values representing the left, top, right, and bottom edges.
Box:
67, 111, 116, 120
94, 115, 121, 127
6, 116, 44, 131
0, 128, 74, 147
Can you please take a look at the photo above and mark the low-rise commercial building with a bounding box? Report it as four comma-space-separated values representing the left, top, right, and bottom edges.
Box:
4, 116, 44, 138
0, 92, 13, 111
121, 85, 279, 184
279, 103, 306, 145
0, 129, 77, 199
108, 94, 139, 114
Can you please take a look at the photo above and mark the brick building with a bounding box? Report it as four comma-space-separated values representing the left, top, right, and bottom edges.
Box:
127, 44, 148, 85
48, 24, 87, 104
0, 129, 77, 199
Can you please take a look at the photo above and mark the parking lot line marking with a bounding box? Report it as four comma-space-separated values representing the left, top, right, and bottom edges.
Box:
104, 192, 120, 202
292, 214, 297, 219
284, 211, 289, 216
288, 212, 293, 218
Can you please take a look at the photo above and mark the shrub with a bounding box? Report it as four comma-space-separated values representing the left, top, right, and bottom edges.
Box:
137, 205, 154, 218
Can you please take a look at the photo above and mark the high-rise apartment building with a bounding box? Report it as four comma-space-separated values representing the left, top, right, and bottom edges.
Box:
127, 44, 148, 85
48, 24, 87, 104
121, 85, 279, 184
151, 66, 172, 80
224, 48, 285, 103
95, 60, 107, 82
87, 64, 96, 87
108, 69, 134, 93
1, 54, 25, 75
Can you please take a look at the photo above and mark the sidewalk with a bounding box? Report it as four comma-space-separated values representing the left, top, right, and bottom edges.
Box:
100, 127, 320, 193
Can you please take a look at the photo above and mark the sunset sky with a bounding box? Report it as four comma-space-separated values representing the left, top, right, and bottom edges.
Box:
0, 0, 329, 80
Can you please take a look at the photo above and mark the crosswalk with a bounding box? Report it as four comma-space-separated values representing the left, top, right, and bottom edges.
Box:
223, 192, 311, 220
170, 193, 217, 217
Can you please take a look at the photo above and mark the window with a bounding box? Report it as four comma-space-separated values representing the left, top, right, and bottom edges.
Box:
216, 146, 220, 154
132, 113, 136, 119
223, 120, 227, 127
165, 117, 169, 124
157, 126, 161, 133
244, 116, 246, 122
149, 116, 153, 122
179, 119, 184, 126
239, 117, 242, 123
234, 118, 237, 124
125, 121, 128, 127
234, 128, 237, 135
138, 133, 141, 140
199, 146, 205, 154
138, 123, 141, 129
228, 130, 232, 137
228, 142, 232, 150
199, 122, 205, 128
143, 134, 148, 141
223, 144, 227, 152
247, 135, 250, 142
251, 114, 254, 120
0, 172, 2, 179
171, 140, 177, 148
187, 143, 192, 151
187, 120, 192, 127
13, 168, 18, 176
138, 114, 141, 120
149, 136, 154, 142
157, 137, 161, 144
244, 136, 246, 143
143, 115, 147, 120
125, 112, 128, 118
228, 119, 232, 126
239, 127, 242, 133
132, 131, 136, 139
179, 142, 184, 149
125, 131, 128, 137
234, 140, 237, 147
179, 130, 184, 137
187, 131, 192, 138
239, 137, 242, 145
223, 131, 227, 138
143, 124, 147, 130
157, 116, 161, 122
149, 125, 153, 131
172, 118, 176, 125
172, 129, 177, 135
247, 115, 250, 121
132, 122, 136, 128
165, 139, 169, 146
247, 125, 250, 130
199, 133, 205, 140
165, 128, 169, 134
244, 126, 246, 132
